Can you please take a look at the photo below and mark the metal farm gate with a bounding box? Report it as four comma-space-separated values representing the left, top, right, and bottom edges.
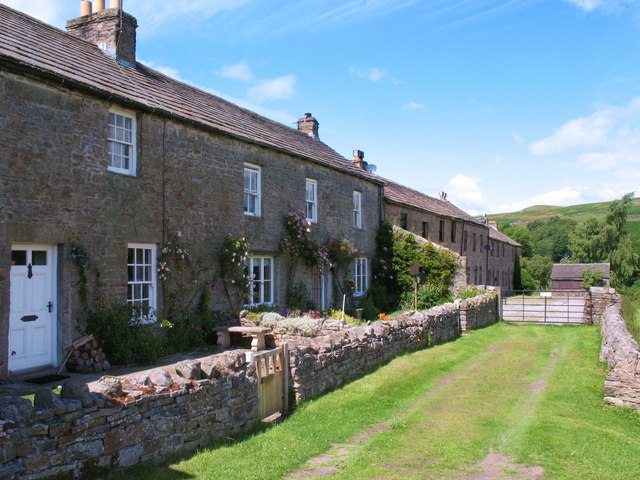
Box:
254, 344, 289, 420
502, 290, 590, 324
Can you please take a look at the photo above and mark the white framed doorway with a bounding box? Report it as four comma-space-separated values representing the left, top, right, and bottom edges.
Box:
8, 244, 58, 372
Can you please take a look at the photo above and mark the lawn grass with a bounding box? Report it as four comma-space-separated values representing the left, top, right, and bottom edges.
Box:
120, 323, 640, 479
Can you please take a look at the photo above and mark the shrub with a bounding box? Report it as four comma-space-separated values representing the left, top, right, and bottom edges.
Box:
219, 234, 251, 309
582, 268, 605, 289
399, 284, 453, 311
358, 295, 380, 321
166, 288, 218, 352
457, 286, 479, 300
286, 281, 310, 311
86, 300, 166, 365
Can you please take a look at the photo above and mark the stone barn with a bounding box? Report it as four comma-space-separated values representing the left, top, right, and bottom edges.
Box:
551, 263, 610, 290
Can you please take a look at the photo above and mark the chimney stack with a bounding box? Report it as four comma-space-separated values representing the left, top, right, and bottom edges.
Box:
488, 220, 499, 230
352, 150, 368, 170
439, 191, 447, 201
297, 113, 320, 140
67, 0, 138, 66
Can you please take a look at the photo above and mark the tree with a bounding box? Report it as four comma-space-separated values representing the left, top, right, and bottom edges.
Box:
519, 258, 539, 290
569, 192, 639, 287
527, 217, 576, 262
520, 255, 553, 289
569, 216, 608, 263
502, 224, 532, 257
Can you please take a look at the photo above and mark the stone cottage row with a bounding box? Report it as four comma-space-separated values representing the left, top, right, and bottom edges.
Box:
0, 2, 520, 375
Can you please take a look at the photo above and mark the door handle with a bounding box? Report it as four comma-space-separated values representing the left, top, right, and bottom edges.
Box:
47, 301, 53, 313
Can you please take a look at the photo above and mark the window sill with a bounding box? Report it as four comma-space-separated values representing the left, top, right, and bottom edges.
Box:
108, 166, 136, 177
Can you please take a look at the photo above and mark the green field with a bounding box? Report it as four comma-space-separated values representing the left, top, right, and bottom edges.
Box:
120, 323, 640, 480
488, 198, 640, 246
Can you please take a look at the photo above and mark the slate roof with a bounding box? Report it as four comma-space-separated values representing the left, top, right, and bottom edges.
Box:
383, 178, 485, 225
551, 263, 610, 280
488, 226, 521, 247
0, 4, 382, 184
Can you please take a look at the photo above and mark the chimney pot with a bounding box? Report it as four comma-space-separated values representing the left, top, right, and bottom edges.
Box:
110, 0, 122, 9
439, 191, 447, 201
93, 0, 105, 13
352, 149, 368, 170
80, 1, 92, 16
297, 113, 320, 140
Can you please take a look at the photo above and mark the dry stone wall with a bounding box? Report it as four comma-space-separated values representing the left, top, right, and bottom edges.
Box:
0, 292, 499, 478
599, 303, 640, 410
286, 291, 498, 402
0, 352, 259, 479
590, 287, 621, 325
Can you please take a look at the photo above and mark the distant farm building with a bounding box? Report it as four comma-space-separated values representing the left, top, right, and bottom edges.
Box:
551, 263, 610, 290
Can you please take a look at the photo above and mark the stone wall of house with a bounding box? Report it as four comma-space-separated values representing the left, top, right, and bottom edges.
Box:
0, 70, 381, 374
599, 303, 640, 410
485, 238, 519, 291
285, 291, 498, 402
385, 203, 489, 287
0, 352, 259, 479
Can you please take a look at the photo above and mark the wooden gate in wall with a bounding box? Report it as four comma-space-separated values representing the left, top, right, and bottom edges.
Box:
254, 344, 289, 420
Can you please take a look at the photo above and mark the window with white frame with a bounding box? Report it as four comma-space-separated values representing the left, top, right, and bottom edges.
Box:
108, 108, 136, 175
247, 256, 273, 306
127, 244, 156, 319
244, 165, 261, 216
353, 191, 362, 228
305, 179, 318, 223
353, 257, 368, 296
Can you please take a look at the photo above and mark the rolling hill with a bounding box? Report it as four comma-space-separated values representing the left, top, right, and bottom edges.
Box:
487, 198, 640, 246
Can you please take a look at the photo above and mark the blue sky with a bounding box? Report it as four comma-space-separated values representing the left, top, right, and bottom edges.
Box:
6, 0, 640, 214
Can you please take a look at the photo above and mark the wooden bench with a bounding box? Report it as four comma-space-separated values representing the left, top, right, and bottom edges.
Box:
213, 326, 271, 352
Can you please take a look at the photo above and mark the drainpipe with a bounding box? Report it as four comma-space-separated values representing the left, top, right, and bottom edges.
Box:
379, 185, 385, 228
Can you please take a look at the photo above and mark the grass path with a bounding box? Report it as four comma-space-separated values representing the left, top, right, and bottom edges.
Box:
121, 323, 640, 480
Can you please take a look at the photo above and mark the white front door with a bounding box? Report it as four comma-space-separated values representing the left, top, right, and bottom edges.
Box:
9, 244, 57, 372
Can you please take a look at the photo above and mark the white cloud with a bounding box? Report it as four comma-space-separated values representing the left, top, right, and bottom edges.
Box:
530, 97, 640, 170
446, 174, 488, 211
133, 0, 252, 34
499, 187, 586, 212
530, 106, 618, 154
248, 75, 297, 101
2, 0, 64, 24
564, 0, 605, 11
563, 0, 636, 12
349, 66, 388, 82
403, 102, 425, 110
6, 0, 253, 31
218, 62, 253, 82
512, 132, 524, 145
